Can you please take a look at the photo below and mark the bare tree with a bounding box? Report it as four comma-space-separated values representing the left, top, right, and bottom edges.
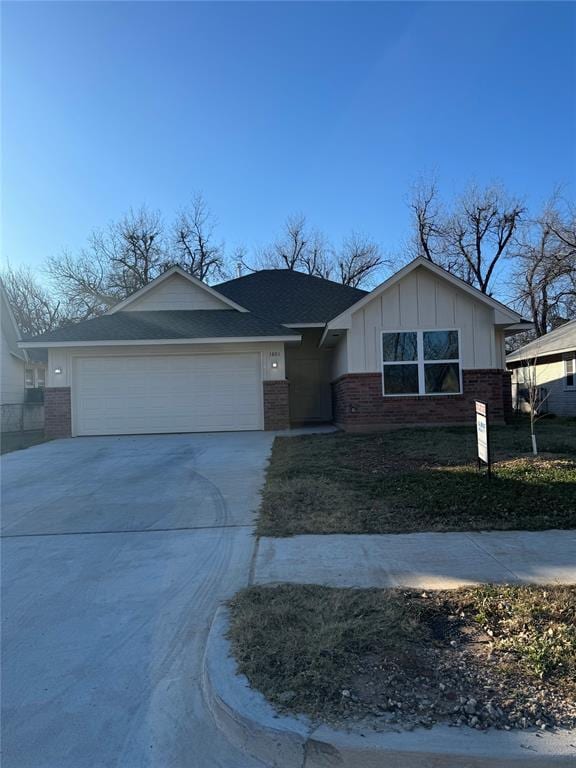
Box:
548, 201, 576, 252
409, 178, 446, 262
48, 206, 167, 316
258, 215, 383, 287
260, 214, 311, 270
444, 185, 525, 294
517, 354, 550, 456
170, 194, 226, 281
336, 232, 385, 287
109, 207, 166, 293
512, 203, 576, 337
298, 230, 333, 279
408, 180, 525, 294
1, 265, 64, 336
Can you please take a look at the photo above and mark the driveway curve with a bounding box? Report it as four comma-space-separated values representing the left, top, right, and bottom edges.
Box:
1, 433, 272, 768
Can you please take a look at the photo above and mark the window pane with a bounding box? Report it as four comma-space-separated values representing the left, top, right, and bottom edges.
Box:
24, 369, 34, 388
383, 364, 419, 394
423, 331, 459, 360
424, 363, 460, 394
382, 332, 417, 362
36, 369, 46, 387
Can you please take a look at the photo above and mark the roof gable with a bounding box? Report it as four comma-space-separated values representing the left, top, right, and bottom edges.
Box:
108, 266, 248, 314
326, 257, 523, 329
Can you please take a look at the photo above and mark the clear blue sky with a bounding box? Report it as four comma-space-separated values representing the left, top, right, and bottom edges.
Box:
2, 1, 575, 279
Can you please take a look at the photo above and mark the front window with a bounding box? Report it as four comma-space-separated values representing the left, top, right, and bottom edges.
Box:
36, 368, 46, 388
565, 354, 575, 389
382, 330, 461, 396
25, 368, 34, 388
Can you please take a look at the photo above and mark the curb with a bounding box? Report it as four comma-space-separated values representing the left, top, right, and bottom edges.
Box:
202, 607, 311, 767
203, 607, 576, 768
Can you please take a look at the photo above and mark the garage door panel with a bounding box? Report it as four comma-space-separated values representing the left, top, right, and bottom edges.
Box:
73, 354, 263, 435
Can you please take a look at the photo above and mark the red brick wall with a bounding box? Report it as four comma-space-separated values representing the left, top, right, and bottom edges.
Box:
332, 370, 510, 431
44, 387, 72, 438
263, 380, 290, 430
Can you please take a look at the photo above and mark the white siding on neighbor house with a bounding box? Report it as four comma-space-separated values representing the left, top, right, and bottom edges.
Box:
1, 342, 25, 405
1, 294, 26, 404
47, 341, 286, 388
512, 356, 576, 417
123, 273, 231, 311
348, 266, 501, 373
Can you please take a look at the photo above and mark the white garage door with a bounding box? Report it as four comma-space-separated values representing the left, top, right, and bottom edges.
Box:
73, 353, 263, 436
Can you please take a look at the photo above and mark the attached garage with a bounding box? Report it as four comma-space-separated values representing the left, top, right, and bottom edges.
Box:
72, 353, 263, 436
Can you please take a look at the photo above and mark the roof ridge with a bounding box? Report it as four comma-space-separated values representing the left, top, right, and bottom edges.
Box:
216, 268, 367, 293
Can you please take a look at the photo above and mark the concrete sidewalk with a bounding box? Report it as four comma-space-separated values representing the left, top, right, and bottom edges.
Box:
254, 530, 576, 589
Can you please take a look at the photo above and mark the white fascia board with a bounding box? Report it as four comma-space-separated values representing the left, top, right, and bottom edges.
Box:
507, 343, 575, 363
283, 323, 326, 328
107, 266, 249, 314
19, 335, 301, 349
500, 322, 533, 335
326, 257, 522, 328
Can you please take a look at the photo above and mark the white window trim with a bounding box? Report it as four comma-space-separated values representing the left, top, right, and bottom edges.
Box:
381, 329, 463, 397
564, 353, 576, 390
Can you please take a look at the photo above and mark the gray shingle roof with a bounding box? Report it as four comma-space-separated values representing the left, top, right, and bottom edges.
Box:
507, 319, 576, 362
215, 270, 366, 324
23, 311, 300, 344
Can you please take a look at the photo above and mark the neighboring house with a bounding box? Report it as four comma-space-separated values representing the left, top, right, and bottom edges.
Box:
0, 280, 46, 432
1, 280, 27, 407
20, 258, 527, 438
506, 319, 576, 417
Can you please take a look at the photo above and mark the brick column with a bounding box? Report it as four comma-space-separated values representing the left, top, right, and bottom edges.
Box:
44, 387, 72, 438
263, 380, 290, 430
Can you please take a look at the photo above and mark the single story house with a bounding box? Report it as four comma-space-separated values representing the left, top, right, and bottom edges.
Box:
20, 257, 527, 437
507, 319, 576, 417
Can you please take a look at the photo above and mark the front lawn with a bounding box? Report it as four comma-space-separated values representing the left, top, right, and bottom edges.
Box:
228, 584, 576, 732
257, 418, 576, 535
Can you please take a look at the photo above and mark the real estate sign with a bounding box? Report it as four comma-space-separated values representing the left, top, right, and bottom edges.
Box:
475, 400, 491, 474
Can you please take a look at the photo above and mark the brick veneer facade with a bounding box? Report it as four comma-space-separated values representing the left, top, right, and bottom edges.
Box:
44, 387, 72, 438
332, 369, 512, 431
263, 380, 290, 430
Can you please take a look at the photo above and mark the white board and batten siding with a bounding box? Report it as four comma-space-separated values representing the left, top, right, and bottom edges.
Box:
347, 266, 504, 373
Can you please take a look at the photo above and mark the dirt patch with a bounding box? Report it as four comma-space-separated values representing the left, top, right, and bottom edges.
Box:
228, 584, 576, 733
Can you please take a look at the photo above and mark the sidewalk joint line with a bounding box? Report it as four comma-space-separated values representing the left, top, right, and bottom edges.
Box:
462, 533, 522, 582
1, 523, 253, 539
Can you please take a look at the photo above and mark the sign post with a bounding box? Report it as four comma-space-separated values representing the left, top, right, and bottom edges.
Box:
475, 400, 491, 478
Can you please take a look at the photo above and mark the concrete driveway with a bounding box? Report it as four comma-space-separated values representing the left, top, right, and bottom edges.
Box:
1, 433, 273, 768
